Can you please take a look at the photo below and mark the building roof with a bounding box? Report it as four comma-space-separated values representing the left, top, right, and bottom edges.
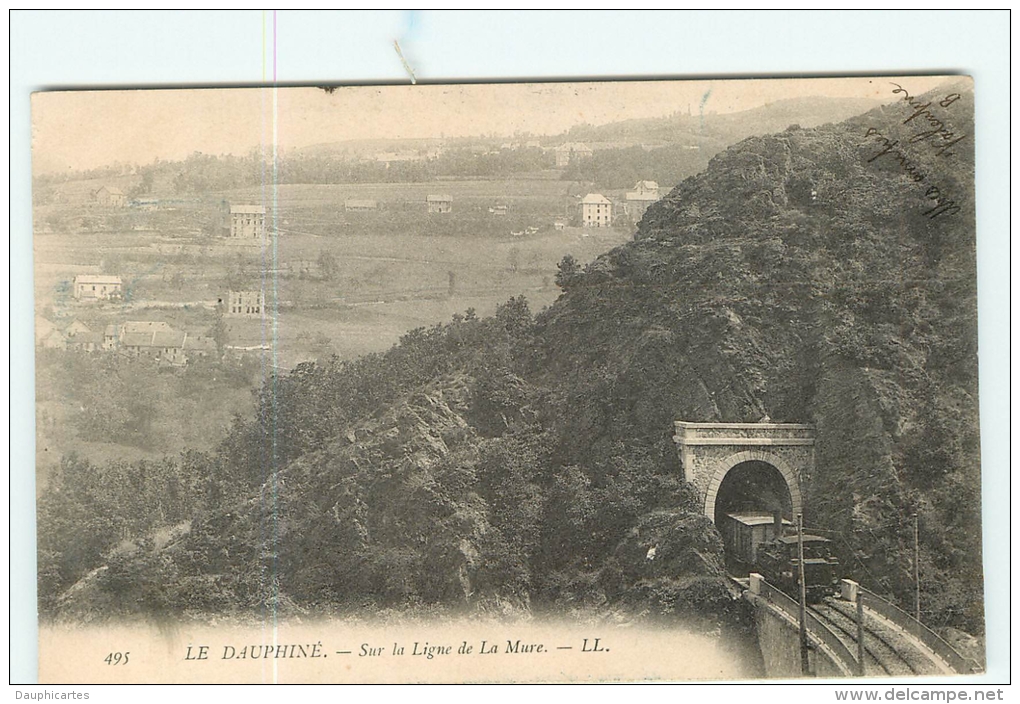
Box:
36, 316, 58, 339
121, 329, 188, 349
627, 181, 661, 201
105, 321, 172, 339
230, 205, 266, 214
39, 329, 65, 345
96, 185, 125, 196
184, 335, 217, 352
123, 321, 171, 333
74, 274, 122, 285
581, 193, 611, 205
426, 194, 452, 202
65, 320, 92, 334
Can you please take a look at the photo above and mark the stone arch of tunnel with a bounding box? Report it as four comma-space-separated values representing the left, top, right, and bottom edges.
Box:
673, 421, 815, 524
706, 452, 802, 526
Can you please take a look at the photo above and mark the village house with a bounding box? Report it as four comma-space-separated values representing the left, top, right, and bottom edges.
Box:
36, 317, 65, 350
103, 321, 171, 351
103, 320, 210, 366
230, 204, 266, 240
225, 290, 266, 317
580, 193, 613, 228
73, 274, 123, 302
554, 142, 593, 168
64, 320, 102, 352
426, 195, 453, 214
92, 185, 127, 207
38, 329, 66, 350
625, 180, 661, 219
183, 335, 218, 360
344, 199, 378, 212
64, 320, 91, 338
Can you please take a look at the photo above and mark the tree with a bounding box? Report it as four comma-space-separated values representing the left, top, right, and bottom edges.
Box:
210, 308, 229, 358
318, 249, 340, 281
555, 254, 581, 290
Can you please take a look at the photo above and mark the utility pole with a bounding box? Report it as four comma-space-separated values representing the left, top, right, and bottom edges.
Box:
798, 512, 810, 676
913, 513, 921, 623
856, 592, 866, 676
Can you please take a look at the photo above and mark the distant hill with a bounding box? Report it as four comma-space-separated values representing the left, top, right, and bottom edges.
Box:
560, 96, 884, 147
293, 96, 884, 160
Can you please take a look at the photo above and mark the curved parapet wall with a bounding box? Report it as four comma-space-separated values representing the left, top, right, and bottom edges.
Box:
673, 421, 815, 521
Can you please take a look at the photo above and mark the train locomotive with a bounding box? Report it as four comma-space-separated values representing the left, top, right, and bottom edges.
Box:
723, 512, 841, 602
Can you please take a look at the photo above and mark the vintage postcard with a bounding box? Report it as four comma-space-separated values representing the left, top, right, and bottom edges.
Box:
32, 76, 982, 683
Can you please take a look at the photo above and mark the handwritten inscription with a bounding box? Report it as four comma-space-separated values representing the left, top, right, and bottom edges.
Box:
861, 83, 968, 219
890, 83, 967, 157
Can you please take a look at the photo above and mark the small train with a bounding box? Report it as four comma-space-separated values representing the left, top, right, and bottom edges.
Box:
722, 512, 841, 602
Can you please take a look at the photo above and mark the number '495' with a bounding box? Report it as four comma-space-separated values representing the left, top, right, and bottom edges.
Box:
104, 652, 129, 665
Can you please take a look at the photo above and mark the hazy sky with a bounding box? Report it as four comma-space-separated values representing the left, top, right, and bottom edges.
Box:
32, 76, 954, 173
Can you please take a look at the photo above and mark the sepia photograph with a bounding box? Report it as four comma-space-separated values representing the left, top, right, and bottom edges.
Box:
27, 73, 988, 684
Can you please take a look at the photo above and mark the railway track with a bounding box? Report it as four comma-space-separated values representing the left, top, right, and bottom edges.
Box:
809, 598, 943, 676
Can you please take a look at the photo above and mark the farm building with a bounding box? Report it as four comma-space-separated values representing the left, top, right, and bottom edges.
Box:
580, 193, 612, 228
345, 199, 378, 212
554, 142, 593, 167
489, 204, 509, 216
73, 274, 122, 302
625, 180, 661, 219
93, 185, 127, 207
230, 204, 266, 239
225, 290, 265, 317
67, 331, 103, 353
426, 195, 453, 214
106, 322, 211, 366
64, 320, 101, 352
183, 335, 218, 359
36, 317, 65, 350
103, 321, 171, 351
64, 320, 92, 338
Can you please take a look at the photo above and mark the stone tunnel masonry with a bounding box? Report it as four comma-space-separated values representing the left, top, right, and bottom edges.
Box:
673, 422, 816, 521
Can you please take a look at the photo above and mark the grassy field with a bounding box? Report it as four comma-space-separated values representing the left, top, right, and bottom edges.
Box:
36, 179, 633, 363
34, 178, 634, 469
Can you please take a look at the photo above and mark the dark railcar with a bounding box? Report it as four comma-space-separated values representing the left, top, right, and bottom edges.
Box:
722, 512, 792, 566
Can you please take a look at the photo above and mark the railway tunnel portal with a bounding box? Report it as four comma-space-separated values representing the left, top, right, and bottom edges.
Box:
672, 421, 815, 524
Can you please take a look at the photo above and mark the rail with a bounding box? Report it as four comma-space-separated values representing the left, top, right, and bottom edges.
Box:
858, 586, 981, 674
754, 576, 857, 676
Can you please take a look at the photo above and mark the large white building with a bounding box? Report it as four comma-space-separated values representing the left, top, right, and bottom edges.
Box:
73, 274, 123, 302
226, 290, 266, 317
580, 193, 612, 228
230, 205, 266, 239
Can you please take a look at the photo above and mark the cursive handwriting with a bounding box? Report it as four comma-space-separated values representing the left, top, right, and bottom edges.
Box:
889, 82, 967, 158
863, 127, 961, 219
